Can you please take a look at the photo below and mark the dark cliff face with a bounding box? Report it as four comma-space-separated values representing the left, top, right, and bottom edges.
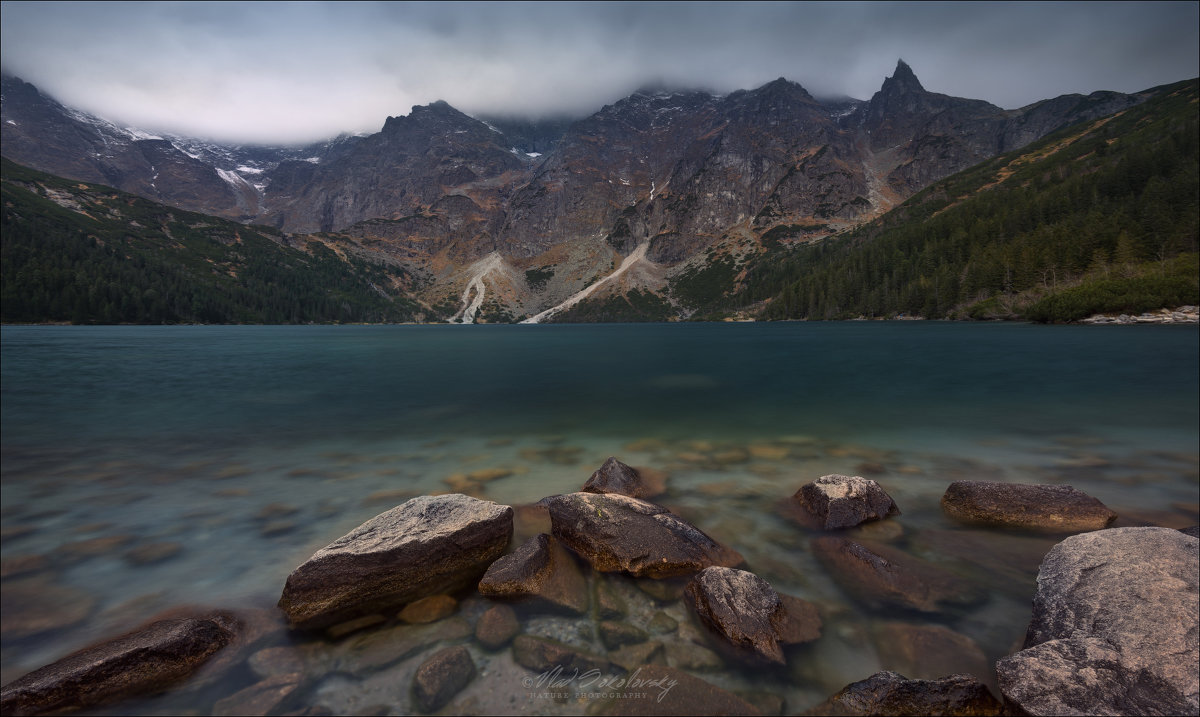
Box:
0, 75, 244, 218
260, 100, 526, 234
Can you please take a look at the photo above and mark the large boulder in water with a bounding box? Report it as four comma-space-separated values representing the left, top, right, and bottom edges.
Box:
684, 566, 820, 666
812, 671, 1003, 716
539, 492, 742, 578
477, 533, 590, 615
581, 457, 666, 499
940, 481, 1116, 533
0, 612, 239, 716
785, 474, 900, 530
278, 494, 512, 629
996, 527, 1199, 716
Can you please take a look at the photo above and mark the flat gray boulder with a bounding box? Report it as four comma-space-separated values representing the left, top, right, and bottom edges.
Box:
539, 492, 742, 578
996, 527, 1199, 716
787, 474, 900, 530
581, 457, 666, 499
941, 481, 1116, 533
0, 612, 239, 716
278, 494, 512, 629
684, 566, 820, 666
478, 533, 589, 615
812, 671, 1002, 716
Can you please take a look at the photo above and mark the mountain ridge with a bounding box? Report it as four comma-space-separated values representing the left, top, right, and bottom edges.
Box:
1, 62, 1169, 323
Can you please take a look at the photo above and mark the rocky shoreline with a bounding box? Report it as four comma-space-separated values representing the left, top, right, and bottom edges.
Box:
1, 461, 1196, 716
1080, 305, 1199, 325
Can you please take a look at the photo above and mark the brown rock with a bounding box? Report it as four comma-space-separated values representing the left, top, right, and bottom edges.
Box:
540, 492, 742, 578
608, 641, 665, 672
811, 537, 983, 614
996, 527, 1199, 716
940, 481, 1116, 533
339, 617, 472, 675
212, 672, 303, 717
278, 494, 513, 629
582, 457, 666, 499
812, 671, 1002, 716
599, 620, 649, 650
511, 635, 610, 674
325, 614, 386, 639
774, 594, 822, 645
398, 594, 457, 624
474, 604, 519, 650
412, 646, 476, 713
872, 623, 991, 685
684, 567, 819, 667
0, 577, 96, 639
248, 646, 308, 679
595, 577, 628, 619
0, 612, 238, 716
785, 475, 900, 530
478, 533, 590, 615
598, 665, 760, 715
664, 643, 724, 671
636, 578, 687, 602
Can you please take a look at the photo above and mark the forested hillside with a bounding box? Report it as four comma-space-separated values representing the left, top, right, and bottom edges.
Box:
1, 159, 434, 324
741, 79, 1198, 322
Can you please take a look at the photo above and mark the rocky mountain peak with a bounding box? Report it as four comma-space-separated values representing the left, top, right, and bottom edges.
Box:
882, 59, 926, 96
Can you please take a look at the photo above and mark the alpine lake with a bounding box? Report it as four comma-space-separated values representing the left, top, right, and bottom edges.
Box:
2, 322, 1197, 715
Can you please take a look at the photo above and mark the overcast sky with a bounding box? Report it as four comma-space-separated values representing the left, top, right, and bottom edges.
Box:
1, 1, 1196, 144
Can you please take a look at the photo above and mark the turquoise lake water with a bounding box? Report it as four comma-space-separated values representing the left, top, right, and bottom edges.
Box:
2, 323, 1197, 713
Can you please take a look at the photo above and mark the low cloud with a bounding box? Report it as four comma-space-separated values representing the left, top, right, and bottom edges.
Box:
2, 1, 1195, 144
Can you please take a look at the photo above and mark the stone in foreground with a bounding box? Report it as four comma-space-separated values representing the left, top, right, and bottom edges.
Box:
788, 475, 900, 530
539, 492, 742, 578
996, 527, 1199, 716
812, 671, 1002, 716
940, 481, 1116, 533
684, 566, 820, 666
598, 665, 761, 715
582, 457, 666, 499
0, 613, 238, 716
412, 646, 476, 713
278, 494, 512, 629
477, 533, 589, 614
811, 537, 982, 614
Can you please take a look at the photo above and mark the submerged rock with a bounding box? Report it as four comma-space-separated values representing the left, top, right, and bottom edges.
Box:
278, 494, 512, 630
474, 604, 520, 650
786, 475, 900, 530
510, 634, 610, 673
872, 623, 991, 686
582, 457, 667, 499
212, 672, 304, 717
412, 646, 476, 713
811, 537, 982, 614
996, 527, 1199, 716
539, 492, 742, 578
397, 594, 457, 624
812, 671, 1002, 716
597, 665, 761, 715
0, 612, 239, 716
684, 566, 821, 666
477, 533, 589, 615
940, 481, 1116, 533
0, 577, 96, 639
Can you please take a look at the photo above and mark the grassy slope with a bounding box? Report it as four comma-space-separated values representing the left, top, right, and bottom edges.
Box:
740, 79, 1198, 322
1, 158, 433, 324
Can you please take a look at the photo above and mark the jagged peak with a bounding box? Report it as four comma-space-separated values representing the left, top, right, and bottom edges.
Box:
883, 59, 925, 94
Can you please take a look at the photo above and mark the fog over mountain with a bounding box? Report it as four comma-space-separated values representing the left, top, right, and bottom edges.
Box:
1, 1, 1196, 143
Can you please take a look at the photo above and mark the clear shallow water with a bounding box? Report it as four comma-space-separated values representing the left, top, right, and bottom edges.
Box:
2, 323, 1197, 714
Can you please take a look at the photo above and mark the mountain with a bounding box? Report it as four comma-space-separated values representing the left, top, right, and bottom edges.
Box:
0, 62, 1169, 323
0, 158, 434, 324
743, 79, 1198, 322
